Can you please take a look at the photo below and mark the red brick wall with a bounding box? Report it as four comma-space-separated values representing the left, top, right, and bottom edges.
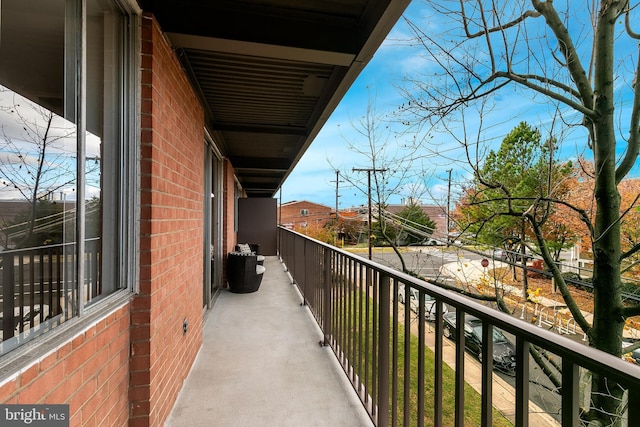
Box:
132, 14, 204, 426
221, 160, 238, 287
280, 201, 333, 231
223, 159, 238, 256
0, 303, 131, 426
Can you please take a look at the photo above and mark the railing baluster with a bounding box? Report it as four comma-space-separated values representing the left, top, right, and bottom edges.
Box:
378, 273, 390, 427
433, 300, 443, 426
93, 240, 100, 296
39, 250, 45, 322
48, 247, 54, 317
630, 385, 640, 427
365, 262, 370, 406
391, 278, 399, 427
357, 261, 363, 394
417, 289, 425, 427
2, 253, 15, 340
56, 246, 61, 315
316, 245, 322, 320
341, 253, 347, 367
403, 284, 410, 426
561, 359, 578, 427
322, 248, 331, 347
455, 310, 465, 427
332, 252, 338, 350
347, 260, 357, 381
29, 252, 35, 328
352, 257, 358, 383
515, 337, 530, 427
372, 269, 378, 417
481, 322, 493, 427
18, 256, 25, 333
302, 238, 308, 305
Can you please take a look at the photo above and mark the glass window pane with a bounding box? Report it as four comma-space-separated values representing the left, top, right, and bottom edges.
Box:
85, 0, 125, 304
0, 0, 71, 352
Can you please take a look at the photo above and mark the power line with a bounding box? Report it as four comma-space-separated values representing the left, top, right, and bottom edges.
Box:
353, 167, 388, 260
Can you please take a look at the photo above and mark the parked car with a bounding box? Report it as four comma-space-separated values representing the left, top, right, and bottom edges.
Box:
442, 312, 517, 373
398, 285, 448, 321
492, 249, 508, 260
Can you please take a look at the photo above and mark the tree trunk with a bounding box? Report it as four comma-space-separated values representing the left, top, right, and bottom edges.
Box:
588, 3, 625, 423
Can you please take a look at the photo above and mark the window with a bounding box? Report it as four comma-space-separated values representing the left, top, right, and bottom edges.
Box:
300, 209, 309, 216
0, 0, 137, 354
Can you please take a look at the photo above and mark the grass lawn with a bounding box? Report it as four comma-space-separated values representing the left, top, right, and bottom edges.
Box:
389, 321, 512, 426
339, 291, 513, 426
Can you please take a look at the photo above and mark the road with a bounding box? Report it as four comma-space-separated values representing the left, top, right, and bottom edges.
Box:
369, 246, 484, 284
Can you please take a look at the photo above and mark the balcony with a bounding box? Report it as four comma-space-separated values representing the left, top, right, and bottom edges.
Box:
168, 229, 640, 426
166, 254, 372, 426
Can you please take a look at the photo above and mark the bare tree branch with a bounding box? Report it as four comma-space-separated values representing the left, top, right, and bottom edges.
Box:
524, 211, 592, 336
531, 0, 595, 111
616, 43, 640, 182
621, 243, 640, 262
624, 0, 640, 39
622, 304, 640, 317
460, 0, 541, 38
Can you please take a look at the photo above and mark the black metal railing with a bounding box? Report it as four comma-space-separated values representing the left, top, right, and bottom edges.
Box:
0, 239, 101, 347
279, 227, 640, 427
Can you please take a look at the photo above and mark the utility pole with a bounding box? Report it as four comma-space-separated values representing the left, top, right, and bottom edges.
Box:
352, 167, 387, 260
446, 168, 452, 244
330, 170, 344, 246
333, 170, 343, 218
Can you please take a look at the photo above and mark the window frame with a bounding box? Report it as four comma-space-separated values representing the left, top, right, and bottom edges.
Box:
0, 0, 140, 361
68, 0, 141, 312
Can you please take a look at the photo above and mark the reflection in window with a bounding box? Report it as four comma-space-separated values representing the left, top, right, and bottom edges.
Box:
0, 0, 127, 354
0, 87, 78, 247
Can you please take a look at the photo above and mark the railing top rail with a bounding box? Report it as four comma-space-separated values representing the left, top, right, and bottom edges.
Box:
279, 227, 640, 389
0, 238, 101, 256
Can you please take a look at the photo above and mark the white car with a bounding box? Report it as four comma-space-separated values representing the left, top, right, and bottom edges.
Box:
398, 284, 447, 321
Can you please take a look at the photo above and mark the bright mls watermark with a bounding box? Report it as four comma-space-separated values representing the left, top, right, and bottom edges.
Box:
0, 405, 69, 426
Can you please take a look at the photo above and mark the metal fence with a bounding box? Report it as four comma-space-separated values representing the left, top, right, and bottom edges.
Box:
279, 227, 640, 427
0, 239, 101, 349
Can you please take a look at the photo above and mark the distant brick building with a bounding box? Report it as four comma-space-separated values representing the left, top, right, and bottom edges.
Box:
279, 200, 449, 243
279, 200, 334, 231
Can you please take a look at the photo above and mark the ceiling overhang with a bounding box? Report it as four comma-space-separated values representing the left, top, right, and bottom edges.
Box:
138, 0, 410, 197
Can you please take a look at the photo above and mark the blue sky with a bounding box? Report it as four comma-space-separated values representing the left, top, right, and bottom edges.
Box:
281, 4, 429, 209
281, 1, 639, 210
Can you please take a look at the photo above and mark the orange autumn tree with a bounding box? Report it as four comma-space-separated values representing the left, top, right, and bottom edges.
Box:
555, 159, 640, 281
298, 220, 336, 244
619, 179, 640, 279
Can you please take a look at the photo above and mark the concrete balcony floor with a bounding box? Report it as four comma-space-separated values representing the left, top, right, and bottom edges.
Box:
165, 256, 372, 427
